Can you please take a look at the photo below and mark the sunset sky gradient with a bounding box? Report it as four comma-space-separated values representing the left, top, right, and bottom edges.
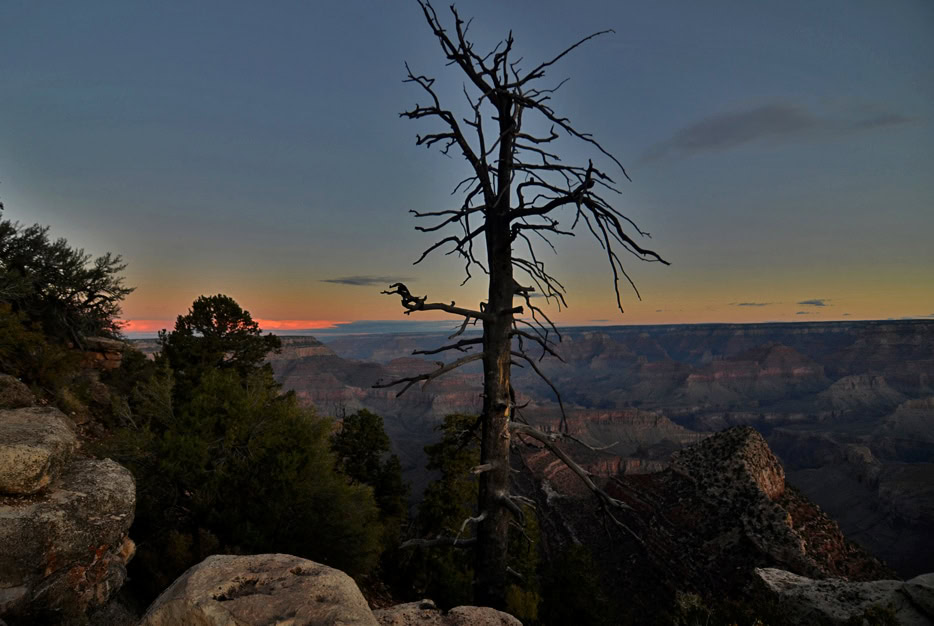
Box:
1, 1, 932, 333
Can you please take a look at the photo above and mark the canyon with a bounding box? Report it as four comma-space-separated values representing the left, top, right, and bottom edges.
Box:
265, 320, 934, 578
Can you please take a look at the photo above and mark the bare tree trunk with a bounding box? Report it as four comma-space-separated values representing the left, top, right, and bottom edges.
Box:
475, 215, 514, 608
475, 99, 516, 606
383, 2, 668, 607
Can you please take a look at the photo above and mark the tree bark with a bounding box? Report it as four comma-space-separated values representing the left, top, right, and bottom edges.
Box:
474, 103, 515, 609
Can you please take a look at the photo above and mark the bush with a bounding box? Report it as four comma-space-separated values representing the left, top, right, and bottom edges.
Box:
331, 409, 409, 550
0, 208, 132, 345
399, 413, 541, 619
0, 303, 78, 390
100, 294, 384, 602
159, 294, 280, 404
108, 366, 382, 600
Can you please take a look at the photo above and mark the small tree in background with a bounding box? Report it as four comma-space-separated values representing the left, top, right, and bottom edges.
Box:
379, 2, 667, 606
0, 205, 132, 347
331, 409, 409, 550
159, 293, 281, 403
104, 294, 382, 602
400, 414, 542, 618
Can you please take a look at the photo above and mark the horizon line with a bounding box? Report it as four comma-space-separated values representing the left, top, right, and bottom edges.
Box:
121, 316, 934, 339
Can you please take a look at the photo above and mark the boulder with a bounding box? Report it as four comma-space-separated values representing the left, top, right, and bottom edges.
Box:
139, 554, 378, 626
374, 599, 522, 626
905, 573, 934, 617
0, 406, 78, 495
0, 375, 34, 410
755, 567, 934, 625
0, 457, 135, 621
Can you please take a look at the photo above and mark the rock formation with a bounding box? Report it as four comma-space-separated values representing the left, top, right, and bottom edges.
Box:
518, 426, 893, 618
0, 375, 34, 410
756, 567, 934, 625
818, 374, 906, 413
0, 404, 135, 623
374, 599, 521, 625
139, 554, 520, 626
139, 554, 378, 626
257, 321, 934, 575
0, 406, 78, 495
80, 336, 125, 371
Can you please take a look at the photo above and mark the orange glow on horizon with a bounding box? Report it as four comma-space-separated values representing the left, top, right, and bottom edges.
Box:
119, 319, 349, 333
254, 319, 349, 331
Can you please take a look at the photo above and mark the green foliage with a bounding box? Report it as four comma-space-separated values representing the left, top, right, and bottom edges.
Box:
332, 409, 409, 551
402, 413, 542, 620
108, 366, 382, 600
0, 303, 77, 389
333, 409, 392, 484
402, 414, 480, 608
504, 504, 542, 624
99, 294, 384, 602
159, 294, 280, 403
0, 208, 132, 344
420, 414, 482, 534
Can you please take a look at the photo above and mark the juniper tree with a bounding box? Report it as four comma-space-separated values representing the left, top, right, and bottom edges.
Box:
379, 2, 667, 607
0, 205, 132, 346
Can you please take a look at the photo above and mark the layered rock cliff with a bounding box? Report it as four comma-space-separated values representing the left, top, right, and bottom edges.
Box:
518, 426, 893, 619
0, 382, 136, 623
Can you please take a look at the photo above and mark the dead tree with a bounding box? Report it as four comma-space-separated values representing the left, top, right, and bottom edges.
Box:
377, 1, 668, 608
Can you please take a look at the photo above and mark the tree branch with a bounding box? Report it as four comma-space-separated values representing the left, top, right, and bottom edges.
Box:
509, 423, 630, 512
373, 352, 483, 397
382, 283, 490, 321
413, 337, 483, 356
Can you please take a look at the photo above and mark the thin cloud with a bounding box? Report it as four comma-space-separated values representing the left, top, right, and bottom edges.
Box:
321, 275, 409, 286
796, 311, 814, 315
849, 113, 914, 131
643, 103, 912, 162
842, 313, 852, 316
730, 302, 774, 307
798, 298, 830, 307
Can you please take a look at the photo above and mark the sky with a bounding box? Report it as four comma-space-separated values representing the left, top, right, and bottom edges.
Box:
1, 1, 932, 334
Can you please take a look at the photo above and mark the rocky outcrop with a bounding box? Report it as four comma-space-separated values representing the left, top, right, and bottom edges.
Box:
81, 336, 125, 371
672, 426, 786, 501
519, 425, 892, 619
0, 406, 78, 495
0, 375, 34, 410
139, 554, 377, 626
756, 567, 934, 625
374, 599, 521, 626
140, 554, 520, 626
237, 320, 934, 575
667, 427, 893, 580
0, 406, 135, 622
669, 427, 828, 575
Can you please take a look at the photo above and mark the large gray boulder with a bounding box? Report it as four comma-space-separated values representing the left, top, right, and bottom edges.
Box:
374, 599, 521, 626
0, 457, 136, 620
0, 406, 78, 495
756, 567, 934, 625
139, 554, 379, 626
0, 375, 34, 410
